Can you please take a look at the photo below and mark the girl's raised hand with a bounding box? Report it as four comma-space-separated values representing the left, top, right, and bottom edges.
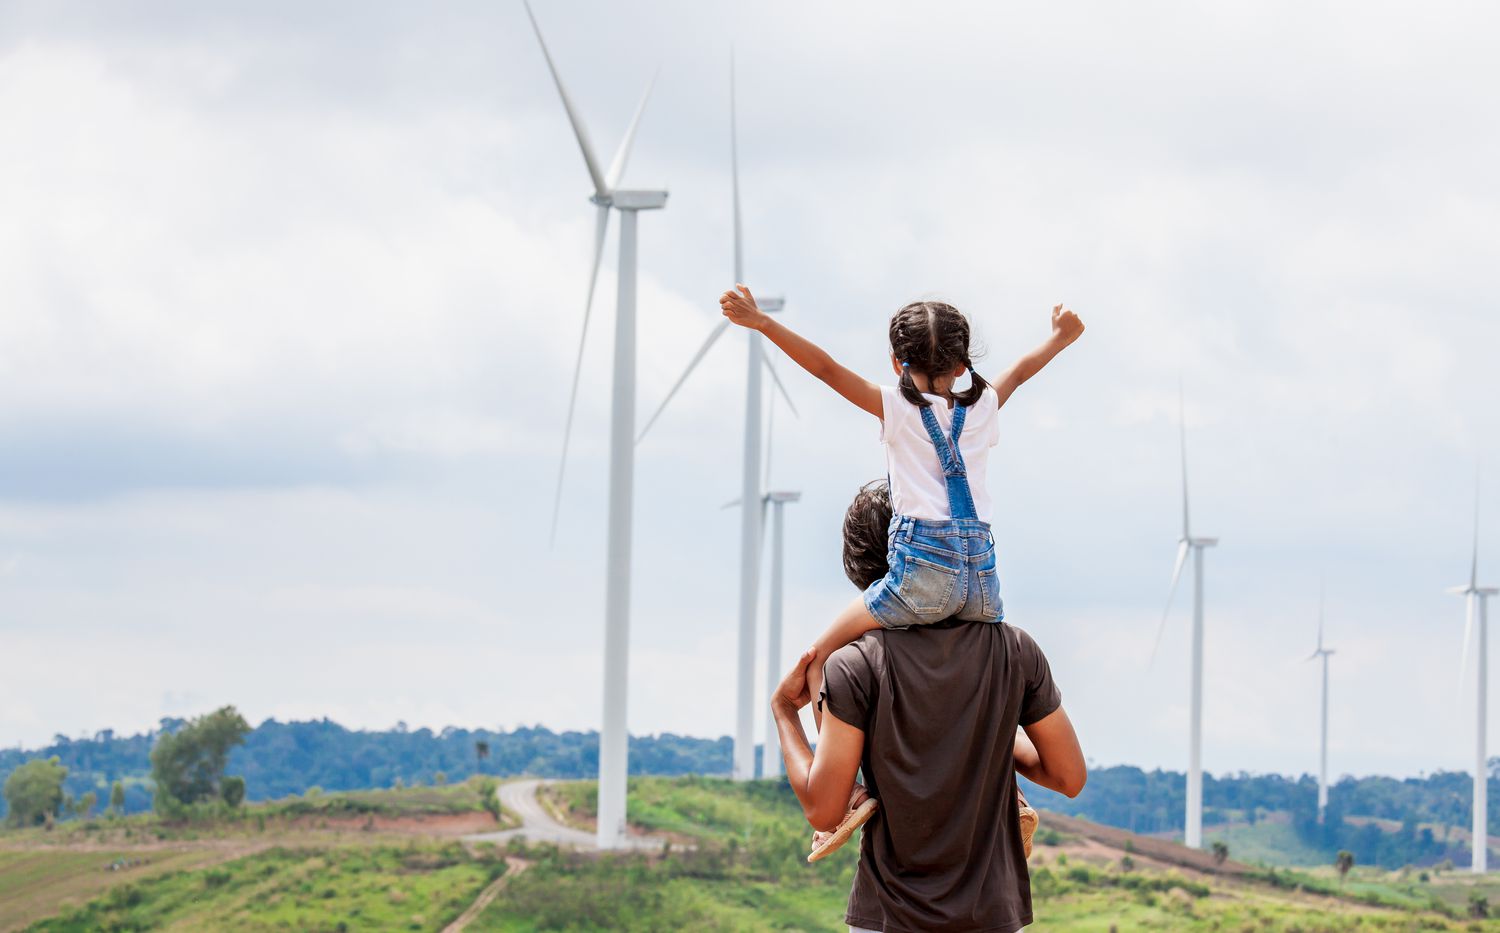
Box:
720, 284, 770, 331
1051, 303, 1084, 343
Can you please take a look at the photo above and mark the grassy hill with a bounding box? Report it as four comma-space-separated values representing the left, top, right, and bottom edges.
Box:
3, 776, 1498, 931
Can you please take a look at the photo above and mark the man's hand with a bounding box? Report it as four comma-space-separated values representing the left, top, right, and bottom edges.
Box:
772, 646, 818, 714
720, 284, 771, 331
1051, 303, 1084, 344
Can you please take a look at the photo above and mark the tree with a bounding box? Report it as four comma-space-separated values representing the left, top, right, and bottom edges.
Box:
433, 771, 447, 786
3, 757, 68, 827
1211, 841, 1229, 866
477, 777, 500, 822
109, 780, 125, 816
1335, 849, 1355, 886
221, 775, 246, 808
150, 706, 251, 813
475, 740, 490, 775
73, 790, 98, 820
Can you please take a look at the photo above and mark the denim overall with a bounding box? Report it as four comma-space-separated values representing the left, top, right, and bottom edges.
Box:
862, 402, 1003, 629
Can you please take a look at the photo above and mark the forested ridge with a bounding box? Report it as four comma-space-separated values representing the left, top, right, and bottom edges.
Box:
4, 717, 1495, 869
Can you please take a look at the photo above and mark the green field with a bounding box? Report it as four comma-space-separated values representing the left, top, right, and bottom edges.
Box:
26, 843, 505, 933
4, 776, 1499, 931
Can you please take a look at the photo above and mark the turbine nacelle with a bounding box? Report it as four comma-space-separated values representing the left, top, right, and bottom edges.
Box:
609, 190, 669, 211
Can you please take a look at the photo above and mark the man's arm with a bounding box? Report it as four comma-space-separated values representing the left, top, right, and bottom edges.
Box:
1016, 707, 1086, 797
990, 304, 1085, 410
771, 647, 867, 831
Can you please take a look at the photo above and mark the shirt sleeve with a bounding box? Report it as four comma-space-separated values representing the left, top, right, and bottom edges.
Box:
982, 385, 1002, 448
877, 385, 900, 445
820, 642, 875, 732
1014, 627, 1062, 727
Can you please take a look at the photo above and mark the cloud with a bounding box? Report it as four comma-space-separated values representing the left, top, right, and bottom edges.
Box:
0, 2, 1497, 783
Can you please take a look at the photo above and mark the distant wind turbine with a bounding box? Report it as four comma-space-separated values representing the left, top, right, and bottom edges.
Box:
1452, 473, 1497, 874
634, 54, 793, 782
525, 0, 667, 849
1150, 384, 1217, 850
1307, 581, 1334, 824
761, 490, 800, 779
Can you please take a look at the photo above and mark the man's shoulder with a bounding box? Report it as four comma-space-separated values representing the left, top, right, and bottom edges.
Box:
829, 630, 887, 673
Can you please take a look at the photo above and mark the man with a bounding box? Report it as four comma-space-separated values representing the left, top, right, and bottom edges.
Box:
771, 481, 1086, 932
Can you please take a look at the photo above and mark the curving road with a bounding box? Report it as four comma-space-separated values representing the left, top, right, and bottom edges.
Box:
464, 779, 668, 850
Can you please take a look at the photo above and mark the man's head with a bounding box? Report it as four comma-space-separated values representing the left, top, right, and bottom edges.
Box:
843, 479, 893, 590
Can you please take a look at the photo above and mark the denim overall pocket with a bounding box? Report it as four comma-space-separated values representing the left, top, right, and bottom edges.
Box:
896, 552, 961, 617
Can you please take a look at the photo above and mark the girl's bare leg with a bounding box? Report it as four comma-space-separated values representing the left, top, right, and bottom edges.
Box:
807, 596, 883, 734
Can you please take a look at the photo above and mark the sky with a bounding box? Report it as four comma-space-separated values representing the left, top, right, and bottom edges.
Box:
2, 0, 1499, 781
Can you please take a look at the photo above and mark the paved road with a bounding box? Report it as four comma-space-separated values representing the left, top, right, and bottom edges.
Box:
463, 779, 667, 850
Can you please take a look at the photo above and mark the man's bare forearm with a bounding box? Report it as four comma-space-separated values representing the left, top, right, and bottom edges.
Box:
772, 697, 817, 812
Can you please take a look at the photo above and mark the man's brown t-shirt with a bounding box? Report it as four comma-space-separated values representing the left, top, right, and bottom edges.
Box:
820, 621, 1061, 933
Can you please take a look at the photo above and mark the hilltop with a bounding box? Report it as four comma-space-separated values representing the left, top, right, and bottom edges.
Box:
4, 717, 1495, 873
4, 776, 1498, 931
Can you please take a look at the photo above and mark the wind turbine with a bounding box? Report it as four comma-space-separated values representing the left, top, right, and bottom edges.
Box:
1150, 385, 1217, 850
1452, 475, 1497, 873
525, 0, 666, 849
761, 490, 800, 779
635, 55, 794, 782
1307, 581, 1334, 824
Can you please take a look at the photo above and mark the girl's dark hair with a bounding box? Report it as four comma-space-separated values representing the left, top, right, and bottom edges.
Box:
842, 480, 893, 590
888, 301, 988, 409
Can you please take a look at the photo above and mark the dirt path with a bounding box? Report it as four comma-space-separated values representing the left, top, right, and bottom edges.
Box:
463, 780, 670, 850
442, 856, 530, 932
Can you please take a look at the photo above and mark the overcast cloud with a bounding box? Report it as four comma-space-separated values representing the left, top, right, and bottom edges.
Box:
2, 1, 1499, 782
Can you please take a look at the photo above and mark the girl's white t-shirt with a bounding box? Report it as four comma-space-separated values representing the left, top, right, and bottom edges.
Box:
878, 384, 1000, 524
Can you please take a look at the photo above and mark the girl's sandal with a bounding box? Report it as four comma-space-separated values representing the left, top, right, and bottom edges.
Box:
1019, 790, 1039, 858
807, 798, 880, 863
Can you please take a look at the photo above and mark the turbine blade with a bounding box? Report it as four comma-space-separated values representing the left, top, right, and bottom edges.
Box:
523, 0, 608, 197
548, 203, 612, 543
1178, 377, 1191, 540
762, 353, 798, 418
636, 320, 731, 445
1150, 540, 1191, 667
722, 497, 741, 510
730, 50, 743, 283
764, 379, 774, 490
605, 70, 658, 191
1317, 578, 1325, 653
1472, 465, 1482, 591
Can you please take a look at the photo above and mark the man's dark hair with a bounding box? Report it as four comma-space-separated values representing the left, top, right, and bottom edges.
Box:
843, 479, 893, 590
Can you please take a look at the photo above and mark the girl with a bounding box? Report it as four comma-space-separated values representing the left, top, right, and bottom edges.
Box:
719, 284, 1084, 855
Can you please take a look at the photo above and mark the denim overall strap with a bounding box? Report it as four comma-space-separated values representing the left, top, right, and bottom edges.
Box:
917, 403, 979, 521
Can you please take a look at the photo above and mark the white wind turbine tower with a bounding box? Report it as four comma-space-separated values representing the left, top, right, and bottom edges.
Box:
1452, 476, 1497, 873
1307, 581, 1334, 824
525, 1, 667, 849
635, 56, 795, 782
1151, 385, 1217, 850
762, 489, 800, 779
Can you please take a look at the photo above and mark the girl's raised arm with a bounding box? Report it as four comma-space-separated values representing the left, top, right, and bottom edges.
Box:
990, 303, 1085, 410
720, 285, 882, 418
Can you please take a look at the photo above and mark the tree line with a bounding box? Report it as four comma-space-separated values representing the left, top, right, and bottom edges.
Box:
1, 714, 731, 822
1023, 761, 1500, 870
5, 710, 1495, 872
5, 706, 251, 826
